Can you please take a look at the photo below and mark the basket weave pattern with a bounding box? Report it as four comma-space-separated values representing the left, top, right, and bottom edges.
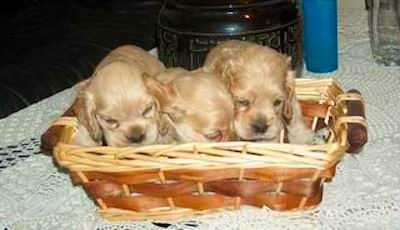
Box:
53, 78, 367, 221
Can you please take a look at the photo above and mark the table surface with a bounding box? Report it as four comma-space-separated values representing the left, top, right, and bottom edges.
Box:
1, 2, 400, 230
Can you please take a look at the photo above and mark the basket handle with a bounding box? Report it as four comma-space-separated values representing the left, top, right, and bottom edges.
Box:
41, 101, 76, 154
335, 89, 368, 154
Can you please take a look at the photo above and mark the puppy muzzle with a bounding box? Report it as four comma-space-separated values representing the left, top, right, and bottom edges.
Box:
128, 132, 146, 143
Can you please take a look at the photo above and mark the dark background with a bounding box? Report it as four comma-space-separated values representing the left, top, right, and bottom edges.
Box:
0, 0, 162, 118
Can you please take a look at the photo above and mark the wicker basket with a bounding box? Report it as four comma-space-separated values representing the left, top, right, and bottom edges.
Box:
51, 78, 367, 221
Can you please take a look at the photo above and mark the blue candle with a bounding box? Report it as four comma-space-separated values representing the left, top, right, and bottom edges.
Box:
303, 0, 338, 73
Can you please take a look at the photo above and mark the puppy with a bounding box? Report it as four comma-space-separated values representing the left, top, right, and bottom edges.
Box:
73, 45, 169, 146
143, 68, 236, 143
203, 40, 313, 144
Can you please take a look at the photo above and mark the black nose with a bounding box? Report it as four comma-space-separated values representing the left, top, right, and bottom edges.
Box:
128, 132, 145, 143
252, 121, 269, 134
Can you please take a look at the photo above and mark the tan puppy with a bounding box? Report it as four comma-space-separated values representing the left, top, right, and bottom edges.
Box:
73, 45, 169, 146
143, 68, 236, 143
203, 40, 313, 144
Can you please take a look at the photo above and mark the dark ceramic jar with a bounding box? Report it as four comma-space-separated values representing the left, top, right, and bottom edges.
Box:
157, 0, 303, 74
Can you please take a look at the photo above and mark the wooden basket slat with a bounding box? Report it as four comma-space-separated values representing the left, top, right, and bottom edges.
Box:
103, 196, 170, 212
300, 102, 330, 118
205, 179, 321, 197
102, 179, 321, 198
71, 165, 336, 185
242, 186, 323, 211
99, 207, 214, 221
71, 170, 161, 185
94, 189, 324, 213
173, 194, 236, 211
128, 181, 199, 197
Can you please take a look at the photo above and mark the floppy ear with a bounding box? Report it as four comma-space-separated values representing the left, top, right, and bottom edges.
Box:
142, 72, 186, 122
73, 79, 103, 144
154, 99, 169, 136
204, 45, 241, 91
154, 103, 189, 136
143, 73, 172, 103
212, 57, 243, 93
283, 69, 296, 124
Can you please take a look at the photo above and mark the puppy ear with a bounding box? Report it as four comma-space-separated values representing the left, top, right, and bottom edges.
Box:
154, 99, 169, 136
163, 105, 188, 123
142, 72, 186, 124
213, 58, 242, 92
73, 79, 103, 144
283, 69, 296, 124
204, 46, 239, 91
143, 73, 168, 99
142, 72, 178, 105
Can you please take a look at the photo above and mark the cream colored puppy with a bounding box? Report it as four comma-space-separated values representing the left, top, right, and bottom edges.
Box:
143, 68, 236, 143
204, 40, 313, 144
73, 45, 169, 146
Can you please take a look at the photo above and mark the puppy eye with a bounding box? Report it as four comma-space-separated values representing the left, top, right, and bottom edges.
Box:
142, 103, 154, 116
104, 117, 119, 128
273, 99, 282, 107
234, 99, 250, 109
205, 131, 223, 142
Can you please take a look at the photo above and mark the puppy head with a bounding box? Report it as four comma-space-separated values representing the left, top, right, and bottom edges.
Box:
144, 69, 235, 143
74, 61, 163, 146
205, 41, 295, 141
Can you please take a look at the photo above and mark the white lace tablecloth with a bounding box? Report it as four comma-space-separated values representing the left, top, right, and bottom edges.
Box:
1, 3, 400, 230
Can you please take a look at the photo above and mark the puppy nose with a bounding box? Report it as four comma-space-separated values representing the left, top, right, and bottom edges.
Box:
252, 121, 269, 134
128, 132, 145, 143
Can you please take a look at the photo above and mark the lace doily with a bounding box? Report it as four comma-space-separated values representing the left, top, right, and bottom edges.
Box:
0, 87, 75, 148
0, 138, 41, 171
1, 3, 400, 230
